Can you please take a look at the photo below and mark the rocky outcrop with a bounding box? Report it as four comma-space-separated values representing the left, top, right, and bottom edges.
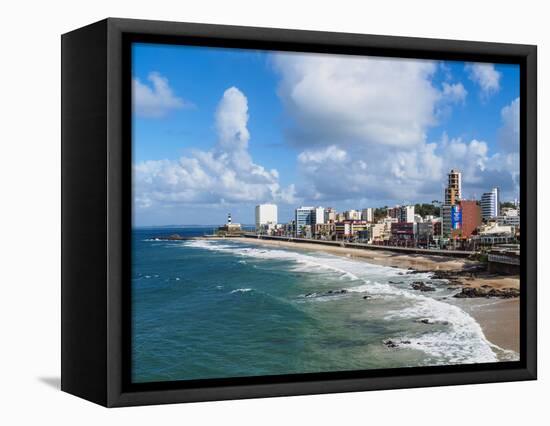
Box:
383, 339, 412, 348
304, 289, 348, 298
453, 287, 519, 299
410, 281, 436, 292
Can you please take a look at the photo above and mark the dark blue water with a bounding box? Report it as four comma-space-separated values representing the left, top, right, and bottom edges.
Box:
132, 227, 505, 383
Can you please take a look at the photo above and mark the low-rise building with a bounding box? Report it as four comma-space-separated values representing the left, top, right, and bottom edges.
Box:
314, 222, 335, 239
390, 222, 417, 243
344, 209, 361, 221
496, 208, 520, 227
364, 223, 385, 243
474, 222, 516, 245
335, 220, 369, 240
417, 222, 434, 245
324, 207, 336, 223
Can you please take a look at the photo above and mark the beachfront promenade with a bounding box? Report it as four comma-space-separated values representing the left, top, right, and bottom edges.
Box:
240, 233, 476, 258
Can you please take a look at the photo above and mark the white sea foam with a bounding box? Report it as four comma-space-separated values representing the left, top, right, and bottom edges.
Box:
230, 288, 252, 294
184, 239, 504, 364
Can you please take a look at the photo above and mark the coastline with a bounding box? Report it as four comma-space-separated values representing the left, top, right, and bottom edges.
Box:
226, 236, 520, 354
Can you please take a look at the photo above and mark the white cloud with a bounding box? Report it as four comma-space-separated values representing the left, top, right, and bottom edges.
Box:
270, 53, 518, 205
465, 63, 501, 97
216, 87, 250, 151
272, 53, 480, 205
438, 133, 518, 199
442, 82, 467, 104
133, 72, 191, 118
498, 97, 520, 151
273, 53, 441, 148
134, 87, 296, 212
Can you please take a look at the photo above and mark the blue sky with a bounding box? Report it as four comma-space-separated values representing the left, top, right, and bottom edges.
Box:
132, 43, 520, 226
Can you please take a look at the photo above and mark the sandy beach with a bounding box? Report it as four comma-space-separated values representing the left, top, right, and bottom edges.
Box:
228, 236, 520, 354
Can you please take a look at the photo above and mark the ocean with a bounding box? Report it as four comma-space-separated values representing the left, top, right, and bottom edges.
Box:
132, 227, 512, 383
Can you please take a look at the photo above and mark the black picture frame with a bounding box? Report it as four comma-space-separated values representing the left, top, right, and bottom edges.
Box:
61, 17, 537, 407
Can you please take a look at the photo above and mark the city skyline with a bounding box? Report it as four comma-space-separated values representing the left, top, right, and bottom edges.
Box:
132, 43, 520, 226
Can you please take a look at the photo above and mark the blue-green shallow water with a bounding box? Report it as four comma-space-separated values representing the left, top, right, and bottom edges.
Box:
132, 227, 513, 383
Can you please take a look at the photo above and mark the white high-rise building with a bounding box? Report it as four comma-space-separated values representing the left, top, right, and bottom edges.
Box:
361, 208, 374, 222
401, 205, 415, 223
314, 207, 325, 224
481, 187, 500, 220
255, 204, 278, 231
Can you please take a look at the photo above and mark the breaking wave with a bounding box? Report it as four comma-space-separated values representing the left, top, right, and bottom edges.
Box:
183, 239, 509, 365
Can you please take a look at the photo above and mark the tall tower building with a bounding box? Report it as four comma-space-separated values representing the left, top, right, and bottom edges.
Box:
445, 169, 462, 205
443, 169, 462, 238
481, 187, 500, 220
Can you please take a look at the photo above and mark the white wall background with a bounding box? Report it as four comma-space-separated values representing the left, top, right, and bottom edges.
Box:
0, 0, 546, 423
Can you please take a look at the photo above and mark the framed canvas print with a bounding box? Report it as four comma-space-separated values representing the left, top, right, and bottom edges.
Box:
61, 18, 537, 407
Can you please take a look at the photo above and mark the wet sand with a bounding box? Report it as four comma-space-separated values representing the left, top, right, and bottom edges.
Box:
228, 236, 520, 354
453, 298, 520, 353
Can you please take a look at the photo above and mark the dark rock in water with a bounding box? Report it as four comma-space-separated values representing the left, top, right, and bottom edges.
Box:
362, 295, 371, 300
305, 292, 315, 298
384, 339, 411, 348
410, 281, 436, 292
417, 318, 433, 324
389, 280, 404, 284
159, 233, 185, 240
323, 289, 348, 297
398, 272, 405, 275
453, 287, 519, 299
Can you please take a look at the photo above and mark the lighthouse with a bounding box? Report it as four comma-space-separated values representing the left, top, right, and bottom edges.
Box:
217, 212, 242, 236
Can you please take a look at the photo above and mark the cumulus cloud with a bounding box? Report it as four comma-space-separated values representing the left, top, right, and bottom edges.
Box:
271, 52, 516, 205
465, 63, 501, 97
437, 133, 518, 199
273, 53, 441, 148
133, 72, 191, 118
442, 82, 468, 104
498, 97, 520, 152
134, 87, 296, 211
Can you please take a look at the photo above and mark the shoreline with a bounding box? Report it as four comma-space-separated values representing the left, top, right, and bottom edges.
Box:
226, 236, 520, 354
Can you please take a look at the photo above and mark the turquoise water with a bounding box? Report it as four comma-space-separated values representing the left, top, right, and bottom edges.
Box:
132, 227, 507, 383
